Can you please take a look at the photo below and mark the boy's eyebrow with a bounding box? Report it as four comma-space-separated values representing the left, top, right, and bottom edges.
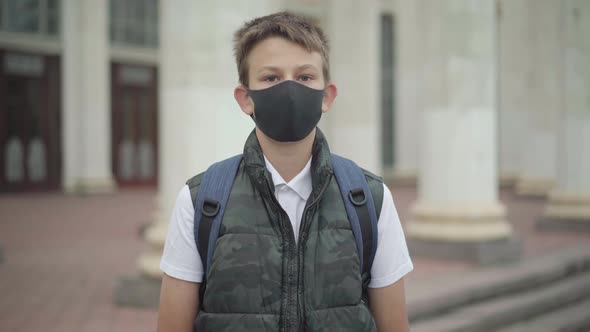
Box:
256, 66, 281, 73
296, 64, 320, 72
256, 64, 320, 73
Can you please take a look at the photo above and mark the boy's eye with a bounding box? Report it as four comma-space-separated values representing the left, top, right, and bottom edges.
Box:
264, 76, 279, 83
299, 75, 313, 82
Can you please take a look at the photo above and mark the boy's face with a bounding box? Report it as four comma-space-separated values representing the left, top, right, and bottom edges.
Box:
247, 36, 326, 90
234, 36, 337, 118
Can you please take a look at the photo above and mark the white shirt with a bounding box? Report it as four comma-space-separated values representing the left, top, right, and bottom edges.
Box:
160, 157, 413, 288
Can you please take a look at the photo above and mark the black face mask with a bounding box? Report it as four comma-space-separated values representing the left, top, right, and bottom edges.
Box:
247, 80, 325, 142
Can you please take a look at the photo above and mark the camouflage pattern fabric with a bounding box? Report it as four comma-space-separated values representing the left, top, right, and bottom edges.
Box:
187, 128, 384, 332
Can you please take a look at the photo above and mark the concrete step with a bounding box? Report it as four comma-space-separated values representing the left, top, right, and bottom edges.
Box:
410, 270, 590, 332
496, 298, 590, 332
407, 244, 590, 322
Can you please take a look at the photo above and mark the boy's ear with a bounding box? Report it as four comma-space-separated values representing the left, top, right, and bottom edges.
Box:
234, 85, 254, 116
321, 83, 338, 113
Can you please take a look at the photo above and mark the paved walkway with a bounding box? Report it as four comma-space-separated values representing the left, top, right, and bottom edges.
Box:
0, 186, 588, 331
0, 191, 157, 332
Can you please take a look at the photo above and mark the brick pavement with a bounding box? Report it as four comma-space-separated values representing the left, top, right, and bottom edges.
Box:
0, 186, 588, 331
0, 191, 157, 332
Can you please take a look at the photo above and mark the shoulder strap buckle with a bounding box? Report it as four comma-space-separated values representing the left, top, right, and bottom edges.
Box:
201, 199, 220, 217
349, 188, 367, 206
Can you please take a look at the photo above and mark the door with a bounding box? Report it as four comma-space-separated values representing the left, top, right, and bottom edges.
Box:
111, 63, 158, 187
0, 50, 61, 192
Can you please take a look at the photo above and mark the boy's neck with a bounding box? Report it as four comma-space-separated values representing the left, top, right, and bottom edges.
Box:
256, 128, 315, 183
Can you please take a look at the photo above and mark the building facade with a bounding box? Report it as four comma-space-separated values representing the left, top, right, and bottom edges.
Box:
0, 0, 159, 192
1, 0, 589, 274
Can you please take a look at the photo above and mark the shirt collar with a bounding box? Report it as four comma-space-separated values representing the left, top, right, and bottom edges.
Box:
264, 155, 313, 200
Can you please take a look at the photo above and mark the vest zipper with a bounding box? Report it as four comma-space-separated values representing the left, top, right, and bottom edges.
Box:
262, 176, 297, 332
296, 173, 332, 331
262, 171, 332, 331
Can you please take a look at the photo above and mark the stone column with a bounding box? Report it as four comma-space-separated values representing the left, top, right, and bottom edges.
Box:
539, 0, 590, 232
324, 0, 381, 174
497, 0, 533, 187
515, 0, 561, 197
392, 0, 420, 185
406, 0, 520, 265
116, 0, 280, 307
62, 0, 115, 193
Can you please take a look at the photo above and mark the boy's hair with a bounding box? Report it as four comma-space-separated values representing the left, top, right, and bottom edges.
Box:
233, 11, 330, 87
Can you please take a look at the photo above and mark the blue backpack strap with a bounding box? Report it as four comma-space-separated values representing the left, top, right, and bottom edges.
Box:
194, 154, 242, 281
331, 154, 379, 277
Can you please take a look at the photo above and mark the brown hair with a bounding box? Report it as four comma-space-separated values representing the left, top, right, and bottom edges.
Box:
233, 11, 330, 87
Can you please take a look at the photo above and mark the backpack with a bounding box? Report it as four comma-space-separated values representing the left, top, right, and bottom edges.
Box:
193, 154, 379, 295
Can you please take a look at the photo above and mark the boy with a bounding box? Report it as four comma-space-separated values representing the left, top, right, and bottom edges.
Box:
157, 12, 412, 332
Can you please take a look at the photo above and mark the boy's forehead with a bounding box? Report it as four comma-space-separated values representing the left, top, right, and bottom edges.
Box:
247, 37, 323, 70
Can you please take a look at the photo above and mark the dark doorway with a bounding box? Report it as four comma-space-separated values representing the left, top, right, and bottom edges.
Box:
0, 50, 61, 192
111, 63, 158, 187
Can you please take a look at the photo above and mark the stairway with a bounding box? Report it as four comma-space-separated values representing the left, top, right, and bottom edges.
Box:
408, 245, 590, 332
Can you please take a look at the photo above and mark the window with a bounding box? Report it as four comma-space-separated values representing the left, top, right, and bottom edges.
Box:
0, 0, 60, 36
110, 0, 158, 48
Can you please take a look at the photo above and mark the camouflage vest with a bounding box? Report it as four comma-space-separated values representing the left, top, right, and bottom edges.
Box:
187, 129, 384, 332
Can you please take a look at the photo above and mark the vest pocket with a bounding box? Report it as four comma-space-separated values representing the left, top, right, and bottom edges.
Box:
194, 312, 280, 332
304, 303, 377, 332
203, 233, 283, 313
